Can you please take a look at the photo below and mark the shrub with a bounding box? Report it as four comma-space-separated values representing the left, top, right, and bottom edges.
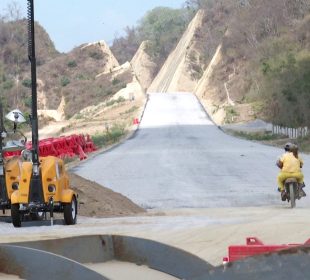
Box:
74, 113, 83, 119
75, 74, 87, 80
2, 80, 14, 90
112, 78, 120, 85
232, 131, 284, 141
224, 106, 239, 123
60, 76, 70, 87
106, 96, 126, 107
92, 125, 125, 148
24, 96, 32, 108
89, 51, 104, 60
22, 79, 32, 88
121, 105, 138, 115
67, 60, 77, 68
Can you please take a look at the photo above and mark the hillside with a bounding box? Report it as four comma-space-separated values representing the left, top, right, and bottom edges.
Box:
143, 0, 310, 128
0, 19, 58, 111
0, 18, 146, 138
1, 0, 309, 132
35, 41, 125, 118
193, 0, 310, 127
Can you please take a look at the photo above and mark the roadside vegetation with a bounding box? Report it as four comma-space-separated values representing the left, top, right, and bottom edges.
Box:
92, 125, 126, 148
193, 0, 310, 128
226, 129, 310, 154
228, 130, 285, 141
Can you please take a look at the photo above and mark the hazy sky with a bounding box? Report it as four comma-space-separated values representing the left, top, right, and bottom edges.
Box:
0, 0, 185, 53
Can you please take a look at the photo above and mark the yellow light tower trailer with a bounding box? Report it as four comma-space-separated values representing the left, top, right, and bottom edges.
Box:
10, 0, 77, 227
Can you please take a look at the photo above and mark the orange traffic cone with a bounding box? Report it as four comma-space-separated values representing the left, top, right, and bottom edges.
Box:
133, 118, 140, 125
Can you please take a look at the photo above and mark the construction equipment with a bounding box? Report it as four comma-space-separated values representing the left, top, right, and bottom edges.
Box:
0, 105, 26, 213
10, 0, 77, 227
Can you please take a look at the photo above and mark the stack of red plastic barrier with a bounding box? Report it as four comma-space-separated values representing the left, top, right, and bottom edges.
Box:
3, 134, 97, 160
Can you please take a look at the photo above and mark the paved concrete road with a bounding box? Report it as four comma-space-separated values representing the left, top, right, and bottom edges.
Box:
74, 93, 310, 209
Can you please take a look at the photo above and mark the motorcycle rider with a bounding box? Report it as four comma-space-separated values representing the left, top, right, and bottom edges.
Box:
291, 143, 306, 190
276, 142, 305, 201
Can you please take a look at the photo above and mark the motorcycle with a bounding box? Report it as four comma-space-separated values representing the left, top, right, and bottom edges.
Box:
283, 178, 305, 208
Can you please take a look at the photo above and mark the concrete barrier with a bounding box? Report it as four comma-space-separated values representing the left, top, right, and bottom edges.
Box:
7, 234, 310, 279
0, 244, 106, 280
9, 234, 213, 279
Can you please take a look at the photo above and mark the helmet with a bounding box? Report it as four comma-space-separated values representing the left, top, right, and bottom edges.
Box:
284, 142, 292, 152
291, 144, 298, 153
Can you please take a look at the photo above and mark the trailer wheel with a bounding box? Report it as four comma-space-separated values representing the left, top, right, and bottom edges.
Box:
11, 204, 21, 227
64, 196, 77, 225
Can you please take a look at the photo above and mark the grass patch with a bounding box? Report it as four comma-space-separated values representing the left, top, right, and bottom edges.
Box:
60, 76, 70, 87
92, 125, 126, 148
106, 96, 126, 107
67, 60, 77, 68
224, 106, 239, 124
120, 106, 139, 115
231, 130, 285, 141
74, 113, 83, 120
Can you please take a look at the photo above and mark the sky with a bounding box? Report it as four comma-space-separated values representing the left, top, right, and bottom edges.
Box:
0, 0, 185, 53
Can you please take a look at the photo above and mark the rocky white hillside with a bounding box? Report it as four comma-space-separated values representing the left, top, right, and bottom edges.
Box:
130, 41, 157, 91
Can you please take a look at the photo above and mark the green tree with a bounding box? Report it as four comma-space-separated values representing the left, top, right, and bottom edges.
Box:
138, 7, 190, 64
111, 7, 192, 68
111, 27, 140, 64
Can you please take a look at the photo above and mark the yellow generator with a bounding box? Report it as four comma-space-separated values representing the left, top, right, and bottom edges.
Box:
0, 157, 21, 212
10, 0, 77, 227
11, 156, 77, 227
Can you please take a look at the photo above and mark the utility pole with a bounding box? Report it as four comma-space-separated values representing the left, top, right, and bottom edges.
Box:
27, 0, 40, 176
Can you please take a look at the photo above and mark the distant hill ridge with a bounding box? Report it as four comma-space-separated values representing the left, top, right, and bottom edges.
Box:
1, 0, 309, 128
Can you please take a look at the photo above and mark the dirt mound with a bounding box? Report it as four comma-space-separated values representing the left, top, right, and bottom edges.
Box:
69, 173, 145, 218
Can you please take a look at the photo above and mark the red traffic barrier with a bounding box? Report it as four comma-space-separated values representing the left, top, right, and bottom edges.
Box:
224, 237, 310, 264
3, 134, 97, 161
3, 151, 21, 157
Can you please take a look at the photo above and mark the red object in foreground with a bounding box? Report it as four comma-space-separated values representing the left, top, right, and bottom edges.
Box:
224, 237, 310, 263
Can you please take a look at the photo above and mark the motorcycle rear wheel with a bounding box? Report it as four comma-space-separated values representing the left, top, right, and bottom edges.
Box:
289, 183, 296, 208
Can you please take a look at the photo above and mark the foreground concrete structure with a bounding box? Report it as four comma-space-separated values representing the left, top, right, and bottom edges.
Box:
1, 235, 310, 279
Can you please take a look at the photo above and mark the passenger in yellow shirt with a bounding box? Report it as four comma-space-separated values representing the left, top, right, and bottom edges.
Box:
276, 143, 305, 201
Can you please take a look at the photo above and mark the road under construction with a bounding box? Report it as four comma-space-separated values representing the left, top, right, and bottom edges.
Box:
1, 1, 310, 278
0, 92, 310, 279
